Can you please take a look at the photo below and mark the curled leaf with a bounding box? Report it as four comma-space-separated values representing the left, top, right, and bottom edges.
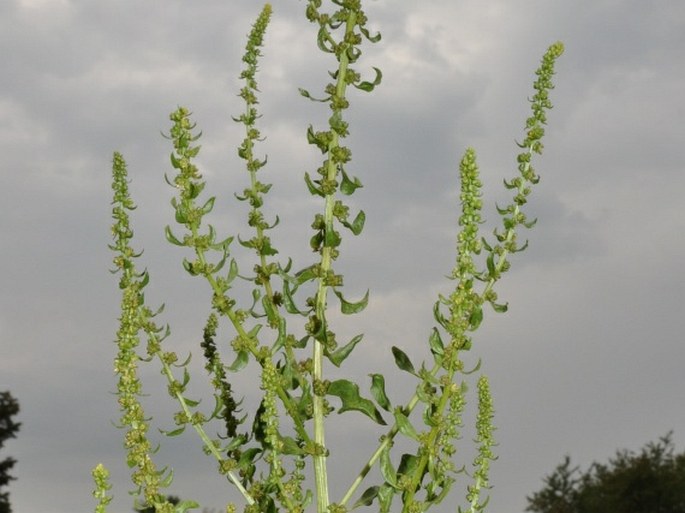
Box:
333, 289, 369, 315
327, 334, 364, 367
370, 373, 391, 411
327, 379, 386, 425
353, 486, 379, 509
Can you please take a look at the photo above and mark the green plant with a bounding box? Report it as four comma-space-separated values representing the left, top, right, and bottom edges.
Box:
93, 2, 564, 513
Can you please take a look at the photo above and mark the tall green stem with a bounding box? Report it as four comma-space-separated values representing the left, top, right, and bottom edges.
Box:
312, 9, 358, 513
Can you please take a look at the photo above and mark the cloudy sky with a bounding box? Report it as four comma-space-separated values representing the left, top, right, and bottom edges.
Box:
1, 1, 684, 512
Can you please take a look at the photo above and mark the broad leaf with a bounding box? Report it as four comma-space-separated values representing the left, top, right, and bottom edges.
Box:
327, 379, 386, 425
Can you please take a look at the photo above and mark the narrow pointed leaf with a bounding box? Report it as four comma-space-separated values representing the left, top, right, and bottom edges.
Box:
353, 486, 379, 509
327, 334, 363, 367
304, 172, 324, 196
391, 346, 417, 376
379, 443, 400, 489
282, 281, 308, 315
160, 426, 186, 437
370, 373, 391, 411
428, 328, 444, 357
226, 258, 239, 284
165, 226, 185, 246
393, 408, 419, 441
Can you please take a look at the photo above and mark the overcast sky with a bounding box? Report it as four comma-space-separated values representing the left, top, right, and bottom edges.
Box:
1, 1, 684, 512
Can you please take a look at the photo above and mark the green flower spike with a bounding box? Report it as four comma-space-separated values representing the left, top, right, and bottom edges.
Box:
91, 463, 112, 513
110, 152, 170, 507
466, 376, 496, 513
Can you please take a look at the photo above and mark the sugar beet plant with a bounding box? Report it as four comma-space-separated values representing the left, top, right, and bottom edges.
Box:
94, 2, 564, 513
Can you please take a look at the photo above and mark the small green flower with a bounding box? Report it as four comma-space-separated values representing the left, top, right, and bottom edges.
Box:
91, 463, 112, 513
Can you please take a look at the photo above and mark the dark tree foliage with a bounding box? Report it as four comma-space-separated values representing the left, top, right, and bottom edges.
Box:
527, 433, 685, 513
0, 391, 21, 513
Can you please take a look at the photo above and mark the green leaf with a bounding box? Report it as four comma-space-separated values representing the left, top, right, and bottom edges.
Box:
398, 452, 420, 478
359, 26, 382, 43
341, 209, 366, 235
159, 466, 174, 487
182, 258, 197, 276
486, 252, 498, 278
323, 227, 341, 248
353, 486, 379, 509
298, 88, 329, 103
238, 447, 262, 469
304, 172, 324, 196
378, 484, 395, 513
469, 305, 483, 330
295, 382, 313, 420
340, 169, 363, 195
160, 426, 186, 437
262, 295, 278, 325
327, 334, 364, 367
183, 396, 200, 408
333, 289, 369, 315
294, 265, 318, 285
175, 500, 201, 513
370, 373, 391, 411
391, 346, 417, 376
227, 350, 248, 372
279, 435, 304, 455
165, 226, 185, 246
393, 408, 419, 441
355, 66, 383, 92
379, 443, 400, 489
428, 328, 444, 358
432, 301, 449, 331
226, 258, 239, 284
327, 379, 386, 425
489, 299, 508, 313
306, 125, 329, 153
462, 358, 482, 375
282, 281, 309, 315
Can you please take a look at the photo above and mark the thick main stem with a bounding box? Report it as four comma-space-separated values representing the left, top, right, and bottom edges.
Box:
312, 10, 358, 512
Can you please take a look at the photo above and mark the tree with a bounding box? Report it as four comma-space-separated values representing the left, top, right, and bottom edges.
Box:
526, 433, 685, 513
0, 391, 21, 513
